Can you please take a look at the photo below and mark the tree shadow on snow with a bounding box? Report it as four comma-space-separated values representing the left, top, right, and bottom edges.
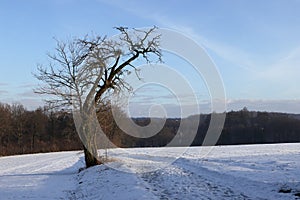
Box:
0, 153, 85, 199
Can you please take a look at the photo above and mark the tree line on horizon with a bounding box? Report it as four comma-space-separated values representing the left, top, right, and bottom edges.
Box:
0, 102, 81, 156
0, 102, 300, 157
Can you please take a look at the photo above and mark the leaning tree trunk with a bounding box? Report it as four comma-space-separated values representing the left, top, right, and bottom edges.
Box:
80, 113, 102, 168
82, 133, 102, 168
83, 144, 101, 168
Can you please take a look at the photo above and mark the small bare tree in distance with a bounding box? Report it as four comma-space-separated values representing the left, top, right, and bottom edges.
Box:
34, 27, 162, 168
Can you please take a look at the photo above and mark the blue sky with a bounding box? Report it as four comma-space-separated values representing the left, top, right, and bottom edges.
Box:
0, 0, 300, 115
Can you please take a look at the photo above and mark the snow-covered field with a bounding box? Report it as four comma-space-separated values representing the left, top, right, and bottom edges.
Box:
1, 143, 300, 199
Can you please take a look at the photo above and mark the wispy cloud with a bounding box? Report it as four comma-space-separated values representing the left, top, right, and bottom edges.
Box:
128, 98, 300, 117
0, 82, 42, 110
0, 89, 8, 95
252, 46, 300, 98
17, 82, 38, 88
147, 19, 300, 100
16, 82, 42, 101
18, 98, 44, 110
128, 101, 197, 118
0, 82, 8, 86
96, 1, 248, 70
0, 96, 44, 110
227, 99, 300, 114
90, 0, 300, 103
258, 47, 300, 81
151, 18, 258, 73
97, 1, 259, 74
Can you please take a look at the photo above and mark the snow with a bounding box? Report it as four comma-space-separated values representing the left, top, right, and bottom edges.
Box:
1, 143, 300, 199
0, 151, 83, 199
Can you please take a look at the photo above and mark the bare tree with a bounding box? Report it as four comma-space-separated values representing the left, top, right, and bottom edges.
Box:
34, 27, 162, 168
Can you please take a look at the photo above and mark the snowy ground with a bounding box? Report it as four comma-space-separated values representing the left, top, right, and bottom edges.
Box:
0, 143, 300, 199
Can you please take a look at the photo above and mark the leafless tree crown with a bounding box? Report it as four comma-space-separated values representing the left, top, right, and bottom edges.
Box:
34, 26, 162, 109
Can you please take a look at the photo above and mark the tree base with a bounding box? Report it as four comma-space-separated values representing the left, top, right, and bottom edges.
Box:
83, 145, 103, 168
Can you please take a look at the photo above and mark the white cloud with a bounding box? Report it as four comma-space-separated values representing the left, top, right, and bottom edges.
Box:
97, 0, 259, 74
258, 47, 300, 80
78, 1, 300, 103
153, 19, 258, 73
0, 82, 8, 86
253, 47, 300, 98
0, 90, 8, 95
0, 82, 44, 110
154, 21, 300, 99
127, 98, 300, 117
228, 99, 300, 114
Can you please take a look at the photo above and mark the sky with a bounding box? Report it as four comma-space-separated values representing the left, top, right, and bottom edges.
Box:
0, 0, 300, 116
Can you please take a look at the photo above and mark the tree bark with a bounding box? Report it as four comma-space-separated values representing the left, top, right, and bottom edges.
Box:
80, 115, 103, 168
83, 144, 101, 168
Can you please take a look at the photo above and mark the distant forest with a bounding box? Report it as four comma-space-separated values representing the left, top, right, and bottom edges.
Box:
1, 102, 300, 157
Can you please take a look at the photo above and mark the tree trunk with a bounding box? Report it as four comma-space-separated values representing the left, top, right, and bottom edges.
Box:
83, 143, 102, 168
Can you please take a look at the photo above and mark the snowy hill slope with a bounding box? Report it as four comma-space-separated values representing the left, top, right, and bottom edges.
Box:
1, 143, 300, 199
